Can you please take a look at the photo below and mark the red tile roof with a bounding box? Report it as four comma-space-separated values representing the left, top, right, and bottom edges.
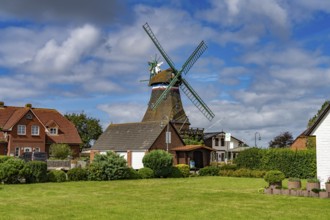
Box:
0, 105, 81, 144
172, 145, 215, 151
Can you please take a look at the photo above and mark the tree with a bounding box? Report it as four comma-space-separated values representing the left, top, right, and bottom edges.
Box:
65, 112, 103, 149
307, 100, 330, 127
269, 131, 293, 148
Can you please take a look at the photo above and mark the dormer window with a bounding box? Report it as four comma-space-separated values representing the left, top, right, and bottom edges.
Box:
49, 127, 58, 135
17, 125, 26, 135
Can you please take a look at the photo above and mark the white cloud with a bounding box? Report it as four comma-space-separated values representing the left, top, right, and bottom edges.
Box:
29, 24, 101, 73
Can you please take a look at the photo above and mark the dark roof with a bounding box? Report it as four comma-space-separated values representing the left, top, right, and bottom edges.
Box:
305, 102, 330, 136
92, 121, 166, 151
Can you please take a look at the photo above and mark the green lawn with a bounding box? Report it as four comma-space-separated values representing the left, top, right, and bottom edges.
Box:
0, 177, 330, 220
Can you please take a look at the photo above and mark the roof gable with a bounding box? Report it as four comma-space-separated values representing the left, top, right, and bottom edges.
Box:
305, 102, 330, 135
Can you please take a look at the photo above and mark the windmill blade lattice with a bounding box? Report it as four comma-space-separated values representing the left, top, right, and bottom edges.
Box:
181, 41, 207, 75
180, 78, 215, 121
143, 23, 176, 71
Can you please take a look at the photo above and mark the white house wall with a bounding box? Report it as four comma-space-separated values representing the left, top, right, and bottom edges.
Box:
312, 110, 330, 188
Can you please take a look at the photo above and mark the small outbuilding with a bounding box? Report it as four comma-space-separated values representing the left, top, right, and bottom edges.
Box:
91, 121, 185, 169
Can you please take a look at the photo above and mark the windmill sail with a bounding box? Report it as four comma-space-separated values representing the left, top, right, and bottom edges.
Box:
180, 78, 215, 121
143, 23, 176, 71
181, 41, 207, 75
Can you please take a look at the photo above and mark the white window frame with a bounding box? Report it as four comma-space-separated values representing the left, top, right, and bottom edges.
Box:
31, 125, 40, 136
35, 147, 40, 152
15, 147, 20, 157
24, 147, 32, 152
17, 125, 26, 135
49, 127, 58, 135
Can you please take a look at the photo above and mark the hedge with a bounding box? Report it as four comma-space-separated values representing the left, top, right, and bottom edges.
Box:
234, 148, 316, 179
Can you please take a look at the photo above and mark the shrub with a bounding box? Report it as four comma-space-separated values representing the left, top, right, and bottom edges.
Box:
199, 166, 220, 176
47, 170, 67, 182
264, 170, 285, 184
250, 170, 266, 178
307, 178, 320, 183
219, 170, 234, 177
49, 143, 72, 160
168, 166, 183, 178
0, 158, 25, 184
87, 151, 130, 181
127, 168, 141, 179
175, 164, 190, 177
22, 161, 48, 183
138, 167, 154, 179
142, 150, 173, 178
234, 148, 316, 179
0, 156, 11, 163
220, 164, 238, 171
288, 177, 301, 182
67, 167, 88, 181
232, 168, 252, 177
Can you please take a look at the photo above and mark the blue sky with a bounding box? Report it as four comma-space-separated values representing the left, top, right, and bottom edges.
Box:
1, 0, 330, 147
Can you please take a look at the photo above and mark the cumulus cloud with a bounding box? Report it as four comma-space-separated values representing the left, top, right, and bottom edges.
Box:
28, 24, 101, 73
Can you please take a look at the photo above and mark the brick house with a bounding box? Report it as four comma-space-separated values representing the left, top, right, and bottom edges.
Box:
92, 121, 214, 169
0, 102, 82, 157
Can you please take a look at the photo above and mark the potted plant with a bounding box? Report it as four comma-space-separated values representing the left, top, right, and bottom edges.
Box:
306, 178, 320, 192
264, 170, 285, 189
326, 177, 330, 192
287, 177, 301, 189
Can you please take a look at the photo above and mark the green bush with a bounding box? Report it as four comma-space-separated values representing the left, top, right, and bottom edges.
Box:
219, 169, 234, 177
0, 158, 25, 184
67, 167, 88, 181
22, 161, 48, 183
168, 166, 183, 178
49, 143, 72, 160
234, 147, 264, 170
0, 156, 12, 163
264, 170, 285, 184
87, 151, 130, 181
142, 150, 173, 178
307, 178, 320, 183
138, 167, 154, 179
127, 168, 141, 179
199, 166, 220, 176
250, 170, 266, 178
234, 148, 316, 179
47, 170, 67, 182
232, 168, 252, 177
220, 164, 238, 171
175, 164, 190, 177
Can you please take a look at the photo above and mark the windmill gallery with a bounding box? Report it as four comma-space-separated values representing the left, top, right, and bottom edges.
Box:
92, 23, 228, 169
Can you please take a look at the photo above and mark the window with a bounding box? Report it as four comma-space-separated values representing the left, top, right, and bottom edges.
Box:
221, 138, 225, 146
26, 113, 33, 120
215, 138, 219, 146
15, 147, 20, 157
17, 125, 26, 135
35, 147, 40, 152
49, 127, 58, 135
31, 125, 40, 136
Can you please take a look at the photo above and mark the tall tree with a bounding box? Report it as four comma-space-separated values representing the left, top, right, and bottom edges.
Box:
307, 100, 330, 127
65, 112, 103, 149
269, 131, 293, 148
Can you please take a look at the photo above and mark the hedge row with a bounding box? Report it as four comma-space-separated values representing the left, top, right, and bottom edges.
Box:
234, 148, 316, 179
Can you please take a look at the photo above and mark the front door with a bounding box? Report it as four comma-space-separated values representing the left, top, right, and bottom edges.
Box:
193, 151, 203, 168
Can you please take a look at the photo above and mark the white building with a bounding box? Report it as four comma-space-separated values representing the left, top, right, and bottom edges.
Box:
204, 131, 249, 162
305, 103, 330, 188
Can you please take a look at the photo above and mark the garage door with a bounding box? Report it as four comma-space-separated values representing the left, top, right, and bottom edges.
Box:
117, 152, 128, 161
131, 151, 145, 169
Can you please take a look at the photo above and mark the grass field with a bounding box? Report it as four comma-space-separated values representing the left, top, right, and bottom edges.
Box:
0, 177, 330, 220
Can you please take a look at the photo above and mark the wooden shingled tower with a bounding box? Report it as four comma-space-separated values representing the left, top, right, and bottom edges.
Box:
141, 23, 215, 132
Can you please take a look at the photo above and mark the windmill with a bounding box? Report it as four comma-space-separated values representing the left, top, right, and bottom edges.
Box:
141, 23, 215, 131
